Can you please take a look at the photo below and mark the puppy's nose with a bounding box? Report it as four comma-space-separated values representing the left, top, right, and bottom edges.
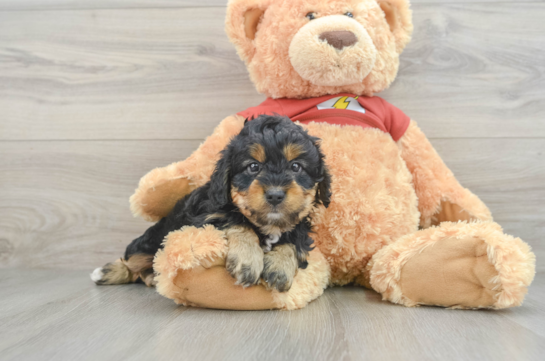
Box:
265, 189, 286, 206
319, 31, 358, 50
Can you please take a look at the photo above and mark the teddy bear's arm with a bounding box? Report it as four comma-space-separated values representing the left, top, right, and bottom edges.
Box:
398, 121, 493, 228
130, 115, 246, 222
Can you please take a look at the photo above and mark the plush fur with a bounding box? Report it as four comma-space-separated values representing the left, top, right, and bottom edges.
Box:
398, 121, 494, 228
368, 222, 535, 309
113, 0, 535, 310
226, 0, 413, 99
302, 122, 419, 286
154, 227, 330, 310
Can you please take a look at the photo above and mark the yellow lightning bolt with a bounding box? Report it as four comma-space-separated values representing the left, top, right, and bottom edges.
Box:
333, 96, 350, 110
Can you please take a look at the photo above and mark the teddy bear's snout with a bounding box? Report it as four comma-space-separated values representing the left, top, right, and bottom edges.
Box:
319, 31, 358, 50
288, 15, 378, 87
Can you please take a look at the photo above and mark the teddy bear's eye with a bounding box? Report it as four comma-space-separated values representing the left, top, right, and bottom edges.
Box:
345, 12, 354, 18
306, 12, 316, 21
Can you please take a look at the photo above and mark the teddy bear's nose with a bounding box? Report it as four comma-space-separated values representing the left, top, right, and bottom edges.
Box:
319, 31, 358, 50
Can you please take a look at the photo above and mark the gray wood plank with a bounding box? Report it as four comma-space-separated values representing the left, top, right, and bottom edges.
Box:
326, 277, 545, 361
0, 4, 544, 140
0, 0, 226, 11
1, 138, 543, 272
386, 3, 545, 138
0, 269, 543, 361
499, 273, 545, 339
0, 7, 259, 141
0, 0, 538, 11
0, 140, 201, 269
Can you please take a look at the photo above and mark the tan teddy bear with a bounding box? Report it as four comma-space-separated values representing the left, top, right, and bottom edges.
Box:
128, 0, 535, 310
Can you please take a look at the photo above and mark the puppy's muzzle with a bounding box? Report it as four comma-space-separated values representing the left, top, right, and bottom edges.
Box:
319, 31, 357, 50
265, 188, 286, 206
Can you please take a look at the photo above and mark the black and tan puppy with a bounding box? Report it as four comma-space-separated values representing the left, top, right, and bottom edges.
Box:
91, 115, 331, 292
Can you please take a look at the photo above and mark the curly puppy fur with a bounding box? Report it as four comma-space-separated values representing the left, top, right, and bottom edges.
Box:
92, 115, 331, 292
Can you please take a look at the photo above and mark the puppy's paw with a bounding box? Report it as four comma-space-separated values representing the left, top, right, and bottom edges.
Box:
91, 259, 131, 285
262, 244, 298, 293
226, 248, 264, 287
225, 227, 264, 287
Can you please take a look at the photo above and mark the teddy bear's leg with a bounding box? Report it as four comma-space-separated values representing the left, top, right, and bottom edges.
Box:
367, 222, 535, 309
154, 225, 330, 310
130, 115, 246, 222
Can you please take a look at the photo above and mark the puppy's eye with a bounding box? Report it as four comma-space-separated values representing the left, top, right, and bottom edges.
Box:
306, 12, 316, 20
345, 12, 354, 18
248, 163, 261, 174
291, 163, 302, 173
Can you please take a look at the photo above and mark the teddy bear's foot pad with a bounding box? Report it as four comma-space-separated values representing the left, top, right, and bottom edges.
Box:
399, 236, 499, 309
370, 222, 535, 309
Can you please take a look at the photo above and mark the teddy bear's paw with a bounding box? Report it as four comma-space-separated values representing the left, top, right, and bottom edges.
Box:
262, 244, 298, 293
399, 236, 500, 309
370, 222, 536, 309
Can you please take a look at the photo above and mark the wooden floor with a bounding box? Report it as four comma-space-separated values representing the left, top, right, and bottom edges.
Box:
0, 0, 544, 360
0, 268, 544, 361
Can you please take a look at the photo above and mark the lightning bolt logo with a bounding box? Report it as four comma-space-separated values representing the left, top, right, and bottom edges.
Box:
316, 96, 365, 114
333, 96, 350, 109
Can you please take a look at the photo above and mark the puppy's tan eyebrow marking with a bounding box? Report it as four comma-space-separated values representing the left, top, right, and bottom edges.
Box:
250, 143, 266, 163
283, 143, 304, 161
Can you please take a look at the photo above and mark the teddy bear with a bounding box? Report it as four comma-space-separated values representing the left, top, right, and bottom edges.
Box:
129, 0, 535, 310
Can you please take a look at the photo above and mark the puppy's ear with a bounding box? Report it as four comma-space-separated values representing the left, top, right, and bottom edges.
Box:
310, 137, 332, 208
316, 165, 332, 208
225, 0, 270, 63
208, 149, 232, 208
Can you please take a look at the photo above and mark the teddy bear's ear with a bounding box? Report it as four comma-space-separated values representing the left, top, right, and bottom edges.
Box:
226, 0, 269, 63
377, 0, 413, 53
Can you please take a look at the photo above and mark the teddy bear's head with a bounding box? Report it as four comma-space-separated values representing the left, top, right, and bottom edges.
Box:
226, 0, 412, 99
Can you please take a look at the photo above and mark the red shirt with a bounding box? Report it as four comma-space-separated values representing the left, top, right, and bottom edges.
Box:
237, 94, 410, 141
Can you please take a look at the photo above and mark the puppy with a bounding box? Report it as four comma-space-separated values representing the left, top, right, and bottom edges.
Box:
91, 115, 331, 292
